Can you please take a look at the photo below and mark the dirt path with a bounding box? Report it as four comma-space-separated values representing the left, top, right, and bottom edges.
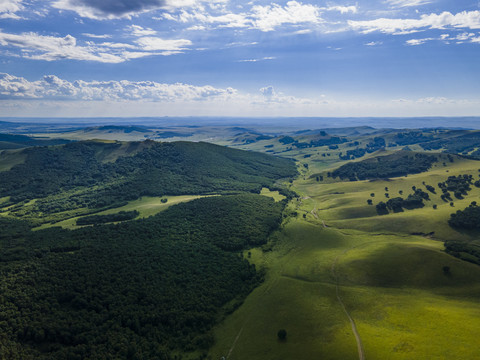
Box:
331, 250, 366, 360
226, 326, 244, 359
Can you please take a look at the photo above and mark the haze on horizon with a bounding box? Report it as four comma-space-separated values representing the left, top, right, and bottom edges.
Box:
0, 0, 479, 119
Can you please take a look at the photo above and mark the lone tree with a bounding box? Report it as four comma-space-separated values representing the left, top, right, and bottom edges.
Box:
277, 329, 287, 341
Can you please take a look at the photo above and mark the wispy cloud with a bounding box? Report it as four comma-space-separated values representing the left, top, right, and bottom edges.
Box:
82, 33, 112, 39
128, 25, 157, 37
385, 0, 433, 8
237, 56, 276, 62
405, 32, 480, 45
0, 30, 191, 63
349, 11, 480, 34
365, 41, 383, 46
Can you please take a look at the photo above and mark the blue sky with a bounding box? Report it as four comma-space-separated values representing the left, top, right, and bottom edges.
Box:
0, 0, 479, 117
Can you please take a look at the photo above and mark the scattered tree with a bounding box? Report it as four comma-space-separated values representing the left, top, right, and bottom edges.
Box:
442, 266, 451, 276
277, 329, 287, 341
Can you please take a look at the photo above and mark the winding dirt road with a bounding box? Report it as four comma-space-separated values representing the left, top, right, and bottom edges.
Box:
331, 251, 366, 360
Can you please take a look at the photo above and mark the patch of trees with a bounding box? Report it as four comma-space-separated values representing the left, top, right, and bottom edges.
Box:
0, 194, 284, 359
391, 131, 433, 146
376, 188, 429, 214
448, 202, 480, 229
277, 135, 347, 149
419, 131, 480, 155
332, 152, 437, 181
0, 141, 296, 215
278, 136, 296, 145
338, 137, 386, 161
76, 210, 139, 225
438, 175, 473, 201
154, 131, 193, 138
445, 240, 480, 265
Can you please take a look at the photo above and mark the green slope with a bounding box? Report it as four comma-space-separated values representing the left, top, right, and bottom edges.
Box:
0, 140, 296, 219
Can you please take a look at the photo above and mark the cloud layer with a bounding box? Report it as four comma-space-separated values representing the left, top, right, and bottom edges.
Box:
0, 73, 237, 101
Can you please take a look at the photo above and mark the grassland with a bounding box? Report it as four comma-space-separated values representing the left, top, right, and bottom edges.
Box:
209, 148, 480, 360
260, 187, 286, 202
33, 195, 213, 230
4, 125, 480, 359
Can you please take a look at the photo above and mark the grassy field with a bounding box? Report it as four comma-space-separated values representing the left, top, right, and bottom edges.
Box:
209, 150, 480, 360
34, 195, 213, 230
260, 187, 286, 202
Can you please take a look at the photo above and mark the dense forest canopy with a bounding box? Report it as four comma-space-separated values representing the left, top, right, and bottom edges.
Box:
0, 194, 285, 359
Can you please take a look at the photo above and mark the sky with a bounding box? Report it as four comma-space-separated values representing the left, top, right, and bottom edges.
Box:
0, 0, 479, 118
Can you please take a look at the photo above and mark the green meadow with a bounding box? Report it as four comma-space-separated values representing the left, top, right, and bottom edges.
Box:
34, 194, 212, 230
210, 151, 480, 360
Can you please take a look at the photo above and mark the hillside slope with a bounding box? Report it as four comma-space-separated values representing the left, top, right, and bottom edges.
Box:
0, 140, 296, 217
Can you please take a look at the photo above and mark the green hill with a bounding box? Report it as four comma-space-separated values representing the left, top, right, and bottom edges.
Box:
0, 140, 296, 217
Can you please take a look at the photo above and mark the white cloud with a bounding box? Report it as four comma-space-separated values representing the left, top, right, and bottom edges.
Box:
385, 0, 433, 8
365, 41, 383, 46
406, 32, 480, 45
0, 73, 237, 101
82, 33, 112, 39
186, 25, 207, 31
349, 11, 480, 34
259, 85, 312, 104
135, 37, 191, 51
166, 1, 321, 32
250, 1, 321, 32
0, 0, 24, 19
128, 25, 157, 37
455, 32, 475, 41
0, 30, 192, 63
237, 56, 276, 62
405, 37, 432, 45
1, 74, 479, 117
326, 5, 357, 14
